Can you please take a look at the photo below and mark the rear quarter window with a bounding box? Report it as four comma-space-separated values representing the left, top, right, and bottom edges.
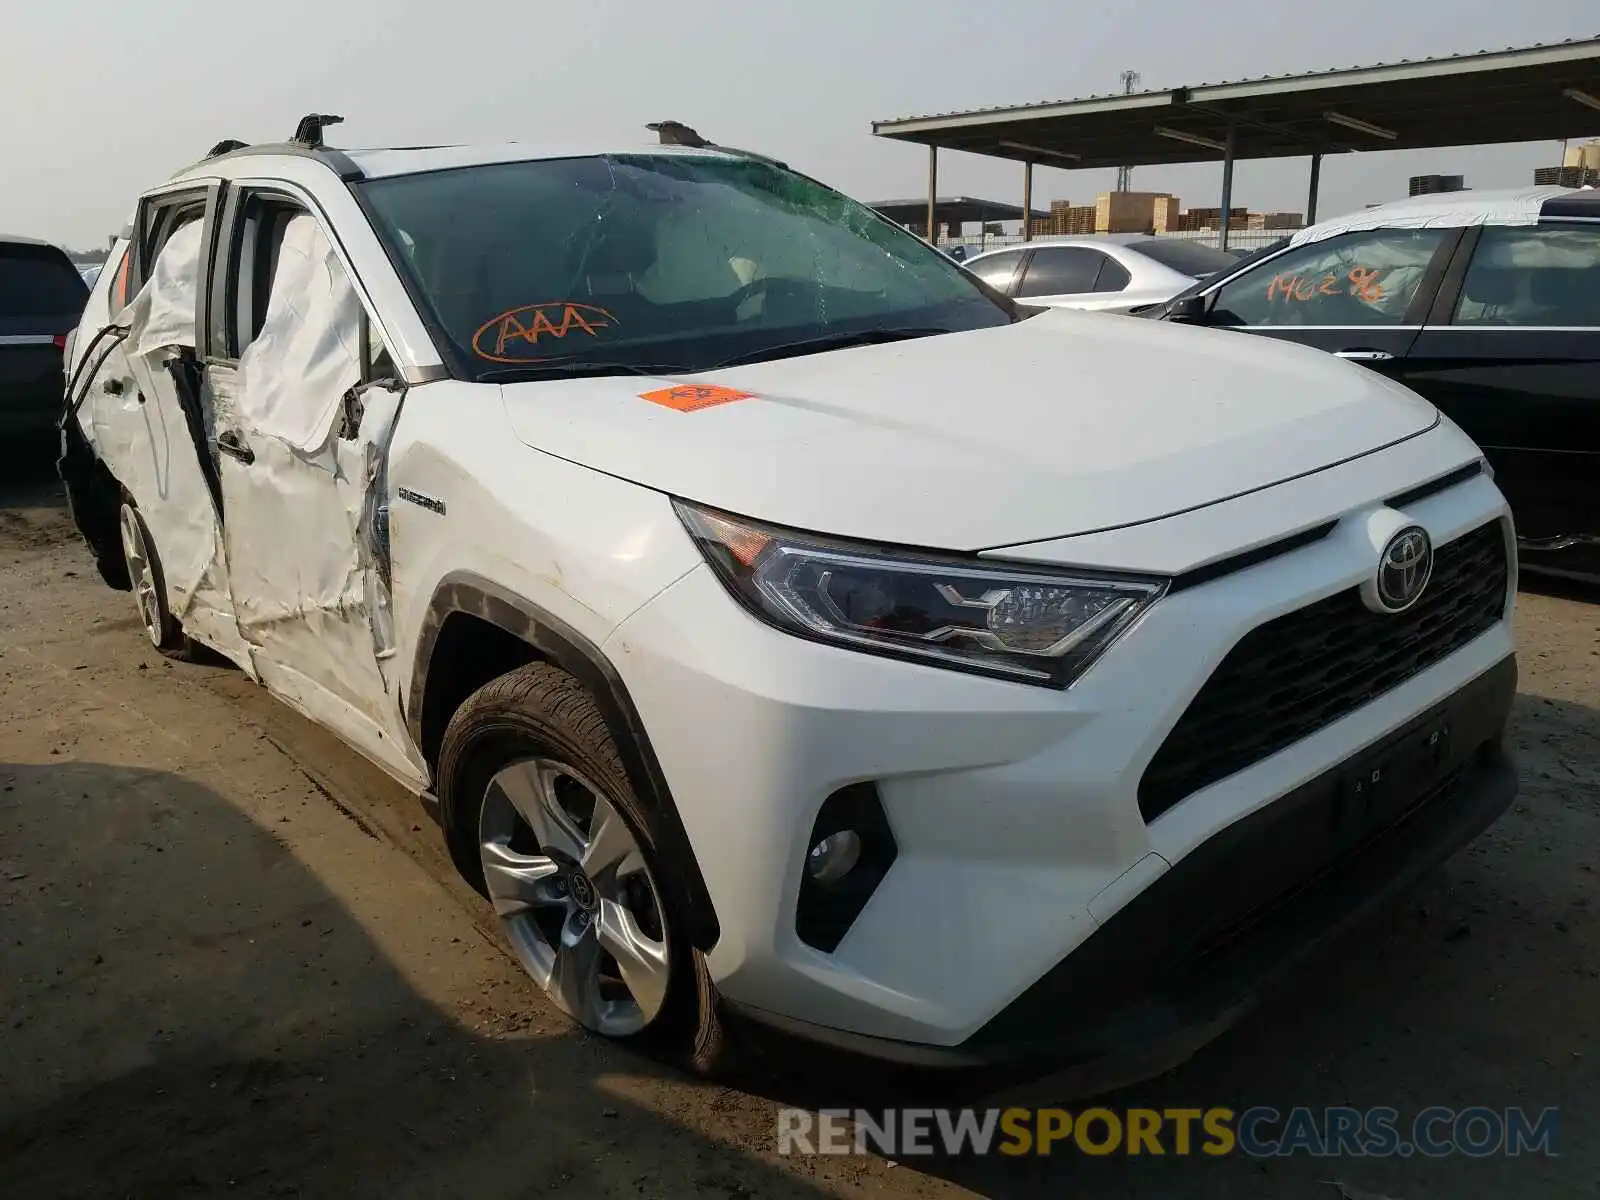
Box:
0, 242, 89, 319
1136, 239, 1240, 279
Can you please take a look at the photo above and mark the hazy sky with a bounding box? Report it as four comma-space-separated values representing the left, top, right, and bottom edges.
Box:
3, 0, 1594, 248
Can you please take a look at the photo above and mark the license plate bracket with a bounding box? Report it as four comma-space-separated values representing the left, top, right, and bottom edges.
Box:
1334, 717, 1454, 847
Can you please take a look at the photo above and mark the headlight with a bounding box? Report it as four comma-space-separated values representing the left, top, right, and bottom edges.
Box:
675, 501, 1167, 688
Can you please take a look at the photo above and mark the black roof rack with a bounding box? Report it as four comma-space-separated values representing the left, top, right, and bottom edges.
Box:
291, 113, 344, 148
172, 115, 364, 183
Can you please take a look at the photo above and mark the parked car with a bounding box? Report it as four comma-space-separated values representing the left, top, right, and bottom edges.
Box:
944, 243, 983, 263
1148, 187, 1600, 585
962, 235, 1240, 313
63, 122, 1518, 1081
1126, 237, 1291, 317
1, 235, 89, 447
79, 262, 104, 289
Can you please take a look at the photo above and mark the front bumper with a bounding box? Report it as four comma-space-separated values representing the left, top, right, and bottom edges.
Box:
725, 655, 1516, 1074
605, 457, 1516, 1049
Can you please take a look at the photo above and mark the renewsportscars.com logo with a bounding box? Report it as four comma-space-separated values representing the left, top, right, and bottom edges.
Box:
777, 1106, 1560, 1159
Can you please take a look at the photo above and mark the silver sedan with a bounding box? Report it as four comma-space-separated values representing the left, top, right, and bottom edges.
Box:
962, 235, 1238, 314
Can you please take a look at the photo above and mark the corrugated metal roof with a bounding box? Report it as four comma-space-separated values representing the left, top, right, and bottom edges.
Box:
874, 35, 1600, 127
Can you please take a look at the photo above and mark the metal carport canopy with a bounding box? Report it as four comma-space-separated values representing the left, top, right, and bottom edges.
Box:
871, 36, 1600, 242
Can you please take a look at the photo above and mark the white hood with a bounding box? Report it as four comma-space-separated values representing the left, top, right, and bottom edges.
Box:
500, 307, 1438, 550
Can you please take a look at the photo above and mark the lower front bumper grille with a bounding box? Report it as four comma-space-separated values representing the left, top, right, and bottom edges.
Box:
1139, 520, 1509, 823
963, 654, 1518, 1060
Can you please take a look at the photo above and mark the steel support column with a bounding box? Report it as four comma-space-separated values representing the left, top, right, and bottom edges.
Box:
1218, 123, 1237, 251
1022, 160, 1034, 242
1306, 151, 1322, 225
926, 145, 938, 245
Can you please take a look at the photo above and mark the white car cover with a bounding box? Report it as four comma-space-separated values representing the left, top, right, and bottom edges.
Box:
1289, 186, 1570, 248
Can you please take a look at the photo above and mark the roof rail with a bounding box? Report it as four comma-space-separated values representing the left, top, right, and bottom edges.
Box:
171, 118, 365, 183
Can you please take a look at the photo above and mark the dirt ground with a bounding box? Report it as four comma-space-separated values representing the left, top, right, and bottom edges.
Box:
1, 456, 1595, 1199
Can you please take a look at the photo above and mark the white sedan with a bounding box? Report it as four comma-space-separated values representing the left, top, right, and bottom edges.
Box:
963, 235, 1238, 313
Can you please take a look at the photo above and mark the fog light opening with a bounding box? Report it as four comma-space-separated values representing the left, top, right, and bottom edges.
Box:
795, 783, 898, 953
806, 830, 862, 884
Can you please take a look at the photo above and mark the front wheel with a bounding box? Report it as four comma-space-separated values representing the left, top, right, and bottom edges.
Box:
437, 663, 727, 1069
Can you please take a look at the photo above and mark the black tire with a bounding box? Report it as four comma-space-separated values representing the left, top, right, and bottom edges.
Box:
117, 496, 206, 663
93, 551, 132, 592
437, 662, 729, 1073
60, 411, 131, 592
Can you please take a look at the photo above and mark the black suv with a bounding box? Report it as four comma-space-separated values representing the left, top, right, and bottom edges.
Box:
1, 236, 90, 449
1149, 188, 1600, 586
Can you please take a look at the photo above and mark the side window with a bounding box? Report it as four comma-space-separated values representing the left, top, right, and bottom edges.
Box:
1209, 229, 1448, 327
1017, 247, 1102, 297
119, 198, 206, 358
1094, 256, 1131, 293
362, 312, 398, 381
130, 220, 205, 354
1454, 226, 1600, 327
221, 194, 396, 379
224, 199, 367, 451
966, 249, 1024, 293
223, 198, 303, 360
131, 200, 205, 297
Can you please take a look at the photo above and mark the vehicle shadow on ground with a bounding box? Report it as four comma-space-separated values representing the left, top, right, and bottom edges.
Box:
0, 762, 835, 1200
727, 694, 1598, 1199
0, 447, 72, 552
0, 440, 66, 494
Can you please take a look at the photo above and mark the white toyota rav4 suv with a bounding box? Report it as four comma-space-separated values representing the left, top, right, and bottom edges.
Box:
62, 119, 1518, 1080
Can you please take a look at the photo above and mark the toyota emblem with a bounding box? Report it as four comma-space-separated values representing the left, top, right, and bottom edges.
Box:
567, 870, 598, 912
1371, 526, 1433, 613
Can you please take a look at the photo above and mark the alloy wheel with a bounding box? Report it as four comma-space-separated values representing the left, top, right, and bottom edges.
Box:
478, 757, 671, 1037
118, 504, 164, 648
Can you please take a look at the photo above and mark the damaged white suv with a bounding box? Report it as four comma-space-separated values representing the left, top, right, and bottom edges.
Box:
62, 119, 1519, 1079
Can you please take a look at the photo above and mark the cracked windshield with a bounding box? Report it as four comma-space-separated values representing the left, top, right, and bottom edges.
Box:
358, 154, 1014, 379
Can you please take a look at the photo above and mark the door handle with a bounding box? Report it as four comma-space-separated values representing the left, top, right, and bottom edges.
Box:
1334, 349, 1395, 362
216, 430, 255, 465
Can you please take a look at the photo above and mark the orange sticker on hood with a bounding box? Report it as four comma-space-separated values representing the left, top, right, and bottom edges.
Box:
639, 384, 754, 413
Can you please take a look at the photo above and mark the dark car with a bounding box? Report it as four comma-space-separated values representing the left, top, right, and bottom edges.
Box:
1148, 188, 1600, 585
1, 235, 90, 448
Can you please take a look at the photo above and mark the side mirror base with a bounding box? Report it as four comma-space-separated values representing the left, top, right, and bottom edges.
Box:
1167, 294, 1209, 323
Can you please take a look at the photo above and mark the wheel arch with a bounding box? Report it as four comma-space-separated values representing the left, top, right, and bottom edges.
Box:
409, 572, 721, 951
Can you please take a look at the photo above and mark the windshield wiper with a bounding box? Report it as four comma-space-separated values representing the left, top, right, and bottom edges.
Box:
708, 327, 954, 369
477, 361, 691, 383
